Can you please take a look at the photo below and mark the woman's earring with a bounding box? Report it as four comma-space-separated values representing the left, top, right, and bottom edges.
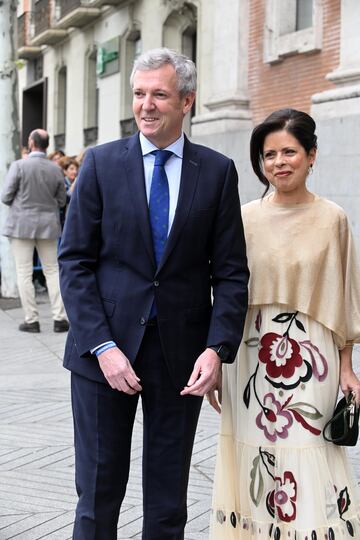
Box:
308, 164, 313, 175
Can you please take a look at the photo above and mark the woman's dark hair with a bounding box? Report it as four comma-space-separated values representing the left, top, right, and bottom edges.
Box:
250, 108, 318, 196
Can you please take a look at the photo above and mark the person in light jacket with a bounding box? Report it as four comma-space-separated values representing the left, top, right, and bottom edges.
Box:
1, 129, 69, 333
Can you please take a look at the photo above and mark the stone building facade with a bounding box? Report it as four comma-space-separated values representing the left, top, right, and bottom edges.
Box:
16, 0, 360, 247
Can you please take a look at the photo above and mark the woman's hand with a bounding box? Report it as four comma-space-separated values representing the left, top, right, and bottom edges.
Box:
339, 345, 360, 405
340, 368, 360, 405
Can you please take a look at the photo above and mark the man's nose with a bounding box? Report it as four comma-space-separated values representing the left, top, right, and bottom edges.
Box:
142, 94, 155, 110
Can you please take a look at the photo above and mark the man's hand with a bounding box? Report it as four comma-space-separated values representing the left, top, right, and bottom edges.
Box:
180, 348, 221, 397
98, 347, 142, 394
206, 368, 222, 414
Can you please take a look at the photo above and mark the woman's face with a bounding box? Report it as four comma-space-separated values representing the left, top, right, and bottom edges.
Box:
262, 129, 315, 198
51, 153, 62, 164
66, 164, 78, 183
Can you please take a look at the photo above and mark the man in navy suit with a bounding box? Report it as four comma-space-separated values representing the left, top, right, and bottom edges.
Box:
59, 48, 249, 540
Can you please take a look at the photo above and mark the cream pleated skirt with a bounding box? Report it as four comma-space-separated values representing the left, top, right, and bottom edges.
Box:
210, 304, 360, 540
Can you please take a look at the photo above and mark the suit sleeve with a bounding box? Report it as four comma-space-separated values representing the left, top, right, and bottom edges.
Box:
58, 149, 114, 357
1, 161, 20, 205
206, 159, 249, 362
55, 171, 67, 208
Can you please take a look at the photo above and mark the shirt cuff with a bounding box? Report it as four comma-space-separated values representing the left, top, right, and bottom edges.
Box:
91, 341, 116, 356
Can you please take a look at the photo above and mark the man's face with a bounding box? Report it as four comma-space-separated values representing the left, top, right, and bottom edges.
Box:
132, 64, 195, 149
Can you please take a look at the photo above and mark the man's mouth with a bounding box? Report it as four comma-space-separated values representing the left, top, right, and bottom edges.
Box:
141, 117, 158, 123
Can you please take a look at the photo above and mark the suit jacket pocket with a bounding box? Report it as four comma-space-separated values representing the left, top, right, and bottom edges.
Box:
101, 298, 116, 318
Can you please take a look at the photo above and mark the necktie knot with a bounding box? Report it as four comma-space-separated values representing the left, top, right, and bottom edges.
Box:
152, 149, 173, 167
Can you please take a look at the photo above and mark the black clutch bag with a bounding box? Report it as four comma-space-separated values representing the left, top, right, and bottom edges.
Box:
323, 392, 359, 446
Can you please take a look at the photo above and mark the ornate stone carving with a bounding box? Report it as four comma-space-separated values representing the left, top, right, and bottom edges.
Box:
162, 0, 196, 17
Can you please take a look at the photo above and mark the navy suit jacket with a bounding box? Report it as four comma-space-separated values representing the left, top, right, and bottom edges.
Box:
59, 133, 249, 390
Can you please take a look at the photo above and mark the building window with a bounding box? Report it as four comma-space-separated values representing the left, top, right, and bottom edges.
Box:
84, 47, 98, 147
182, 24, 196, 135
163, 2, 197, 135
264, 0, 322, 64
134, 37, 142, 61
296, 0, 313, 30
120, 30, 142, 137
55, 66, 66, 148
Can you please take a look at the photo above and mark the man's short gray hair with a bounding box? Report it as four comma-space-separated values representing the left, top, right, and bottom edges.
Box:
130, 47, 197, 97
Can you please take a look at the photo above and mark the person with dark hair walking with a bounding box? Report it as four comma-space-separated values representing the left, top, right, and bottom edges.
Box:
208, 109, 360, 539
1, 129, 69, 333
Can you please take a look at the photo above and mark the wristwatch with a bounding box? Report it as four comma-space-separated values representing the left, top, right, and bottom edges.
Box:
208, 344, 230, 362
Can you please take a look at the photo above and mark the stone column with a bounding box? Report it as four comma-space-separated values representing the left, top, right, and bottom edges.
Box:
192, 0, 251, 136
312, 0, 360, 118
0, 0, 19, 298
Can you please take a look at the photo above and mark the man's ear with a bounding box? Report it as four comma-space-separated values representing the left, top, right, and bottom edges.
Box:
182, 92, 196, 115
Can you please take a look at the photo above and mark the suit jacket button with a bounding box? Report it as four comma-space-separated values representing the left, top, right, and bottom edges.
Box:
153, 280, 159, 287
140, 317, 146, 325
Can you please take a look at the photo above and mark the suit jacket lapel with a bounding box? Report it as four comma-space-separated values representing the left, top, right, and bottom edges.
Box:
123, 133, 155, 267
157, 137, 200, 274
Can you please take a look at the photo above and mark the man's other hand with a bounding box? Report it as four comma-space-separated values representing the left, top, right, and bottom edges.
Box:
98, 347, 142, 394
180, 348, 221, 397
206, 368, 222, 414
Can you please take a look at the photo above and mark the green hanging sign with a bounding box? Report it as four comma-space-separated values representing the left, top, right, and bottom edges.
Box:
96, 37, 120, 77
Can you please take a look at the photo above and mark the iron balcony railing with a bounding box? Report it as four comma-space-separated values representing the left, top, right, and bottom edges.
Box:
56, 0, 88, 20
33, 0, 53, 36
18, 11, 36, 47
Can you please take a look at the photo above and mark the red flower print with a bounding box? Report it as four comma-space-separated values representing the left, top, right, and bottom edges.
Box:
267, 472, 297, 523
259, 333, 303, 379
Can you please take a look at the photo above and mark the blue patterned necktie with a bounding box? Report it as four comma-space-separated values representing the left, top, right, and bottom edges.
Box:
149, 150, 173, 267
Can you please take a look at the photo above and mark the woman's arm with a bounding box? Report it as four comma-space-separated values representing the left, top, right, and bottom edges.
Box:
339, 345, 360, 405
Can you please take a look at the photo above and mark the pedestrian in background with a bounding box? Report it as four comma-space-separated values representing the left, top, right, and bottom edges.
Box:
58, 156, 79, 194
208, 109, 360, 539
48, 149, 65, 165
21, 146, 29, 159
58, 156, 79, 228
1, 129, 69, 333
59, 47, 249, 539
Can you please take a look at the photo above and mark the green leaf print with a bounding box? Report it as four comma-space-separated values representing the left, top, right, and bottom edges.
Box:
245, 337, 259, 347
287, 401, 323, 420
250, 455, 264, 507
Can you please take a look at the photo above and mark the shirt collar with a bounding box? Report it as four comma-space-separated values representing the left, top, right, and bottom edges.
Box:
29, 151, 46, 158
139, 132, 184, 159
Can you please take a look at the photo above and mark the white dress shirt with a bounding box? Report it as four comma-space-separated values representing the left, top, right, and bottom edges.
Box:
139, 131, 184, 234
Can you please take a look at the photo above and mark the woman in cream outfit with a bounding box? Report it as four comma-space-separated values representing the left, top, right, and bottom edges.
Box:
208, 109, 360, 540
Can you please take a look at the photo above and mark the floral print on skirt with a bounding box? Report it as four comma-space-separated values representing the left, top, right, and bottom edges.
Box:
210, 304, 360, 539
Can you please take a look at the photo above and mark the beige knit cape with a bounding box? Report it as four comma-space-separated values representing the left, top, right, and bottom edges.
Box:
241, 195, 360, 349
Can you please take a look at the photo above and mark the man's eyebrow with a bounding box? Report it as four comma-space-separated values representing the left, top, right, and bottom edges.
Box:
133, 87, 168, 92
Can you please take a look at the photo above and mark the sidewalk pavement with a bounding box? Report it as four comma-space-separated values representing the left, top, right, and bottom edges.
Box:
0, 295, 359, 539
